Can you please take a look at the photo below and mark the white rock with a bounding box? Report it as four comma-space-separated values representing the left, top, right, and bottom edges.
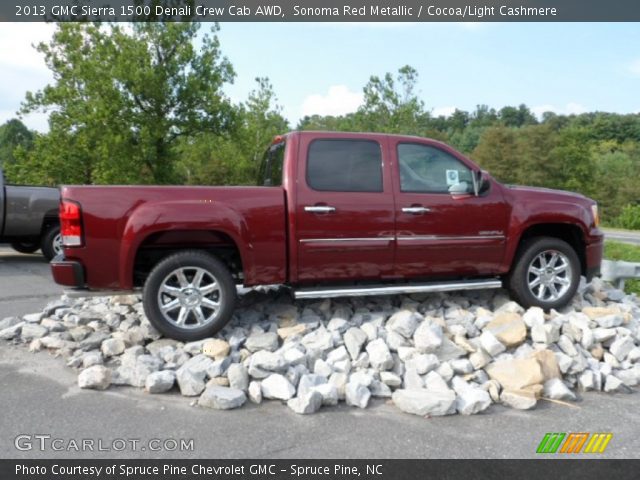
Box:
198, 386, 246, 410
578, 371, 595, 391
176, 368, 206, 396
248, 351, 287, 378
593, 328, 617, 343
101, 338, 126, 358
455, 386, 492, 415
557, 335, 578, 357
604, 375, 631, 393
360, 322, 379, 341
380, 371, 402, 388
423, 371, 450, 392
343, 327, 367, 360
543, 378, 576, 401
329, 372, 348, 400
403, 368, 424, 390
450, 359, 473, 374
469, 349, 491, 370
392, 389, 456, 416
523, 307, 545, 328
145, 370, 176, 393
405, 353, 439, 375
386, 310, 420, 338
595, 314, 623, 328
227, 363, 250, 391
261, 374, 296, 400
370, 380, 392, 398
479, 331, 506, 357
531, 324, 559, 345
345, 382, 371, 409
313, 359, 333, 378
245, 332, 279, 352
500, 390, 537, 410
283, 348, 307, 367
609, 336, 635, 362
413, 321, 443, 353
312, 383, 339, 406
78, 365, 111, 390
366, 338, 394, 370
297, 374, 326, 398
248, 381, 262, 403
0, 322, 24, 340
287, 391, 323, 414
21, 323, 48, 340
301, 328, 334, 354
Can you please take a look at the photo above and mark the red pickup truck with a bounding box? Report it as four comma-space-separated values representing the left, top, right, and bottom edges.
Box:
51, 131, 603, 341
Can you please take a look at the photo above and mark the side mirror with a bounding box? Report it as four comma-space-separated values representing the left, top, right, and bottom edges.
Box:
472, 170, 491, 196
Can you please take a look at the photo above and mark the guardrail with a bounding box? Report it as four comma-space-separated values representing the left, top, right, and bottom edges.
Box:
601, 259, 640, 289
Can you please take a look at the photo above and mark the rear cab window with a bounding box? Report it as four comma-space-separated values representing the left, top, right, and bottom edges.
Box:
306, 139, 383, 192
259, 140, 286, 187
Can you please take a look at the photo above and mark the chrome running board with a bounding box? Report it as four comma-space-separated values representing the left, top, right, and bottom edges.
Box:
294, 279, 502, 300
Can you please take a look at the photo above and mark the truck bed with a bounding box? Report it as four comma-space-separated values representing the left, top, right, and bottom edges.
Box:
60, 185, 287, 290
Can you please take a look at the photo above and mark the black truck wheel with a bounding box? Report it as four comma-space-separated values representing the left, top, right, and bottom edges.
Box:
142, 250, 237, 341
41, 226, 62, 261
507, 236, 580, 311
10, 241, 40, 254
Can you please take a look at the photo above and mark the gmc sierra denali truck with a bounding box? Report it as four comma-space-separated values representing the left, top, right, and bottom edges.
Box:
1, 168, 61, 260
51, 131, 603, 341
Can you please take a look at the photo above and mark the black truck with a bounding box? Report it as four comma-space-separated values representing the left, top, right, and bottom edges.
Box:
0, 168, 60, 260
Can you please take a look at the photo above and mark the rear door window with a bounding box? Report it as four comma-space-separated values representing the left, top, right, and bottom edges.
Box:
307, 139, 383, 192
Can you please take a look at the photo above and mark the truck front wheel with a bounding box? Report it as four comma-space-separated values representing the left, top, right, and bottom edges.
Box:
11, 241, 40, 254
507, 236, 580, 311
142, 251, 237, 341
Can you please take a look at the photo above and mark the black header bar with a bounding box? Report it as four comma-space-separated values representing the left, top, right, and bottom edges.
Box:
4, 0, 640, 22
2, 459, 640, 480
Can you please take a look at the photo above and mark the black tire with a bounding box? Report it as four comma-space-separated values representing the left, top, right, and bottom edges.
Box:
10, 241, 40, 254
142, 250, 237, 341
507, 236, 580, 311
41, 226, 62, 261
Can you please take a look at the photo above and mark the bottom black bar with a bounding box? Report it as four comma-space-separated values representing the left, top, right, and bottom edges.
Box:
1, 459, 639, 480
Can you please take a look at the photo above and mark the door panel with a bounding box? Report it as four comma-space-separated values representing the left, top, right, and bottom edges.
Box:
391, 140, 510, 278
295, 134, 395, 282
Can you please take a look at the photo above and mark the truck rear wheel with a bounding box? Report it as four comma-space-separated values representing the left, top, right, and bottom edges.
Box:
142, 250, 237, 341
507, 236, 580, 311
41, 226, 62, 261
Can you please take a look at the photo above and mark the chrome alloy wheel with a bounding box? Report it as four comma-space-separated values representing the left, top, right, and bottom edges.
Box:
53, 233, 63, 256
157, 267, 222, 329
527, 249, 572, 302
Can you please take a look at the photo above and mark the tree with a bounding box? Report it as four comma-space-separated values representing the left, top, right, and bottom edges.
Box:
471, 126, 518, 183
8, 22, 235, 185
355, 65, 428, 134
177, 77, 289, 186
0, 119, 33, 170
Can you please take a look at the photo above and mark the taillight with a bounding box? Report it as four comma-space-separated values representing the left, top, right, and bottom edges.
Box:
60, 200, 83, 247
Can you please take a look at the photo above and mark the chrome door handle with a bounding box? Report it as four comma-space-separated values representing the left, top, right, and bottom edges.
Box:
402, 206, 431, 214
305, 205, 336, 213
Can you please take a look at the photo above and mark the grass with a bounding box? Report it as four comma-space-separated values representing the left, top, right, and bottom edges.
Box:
604, 240, 640, 295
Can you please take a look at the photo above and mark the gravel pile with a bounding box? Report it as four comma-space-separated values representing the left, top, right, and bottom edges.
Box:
1, 277, 639, 416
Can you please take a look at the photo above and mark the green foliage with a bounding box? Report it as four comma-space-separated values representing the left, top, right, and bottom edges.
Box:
604, 241, 640, 295
614, 205, 640, 230
7, 22, 236, 185
175, 77, 289, 185
0, 119, 33, 173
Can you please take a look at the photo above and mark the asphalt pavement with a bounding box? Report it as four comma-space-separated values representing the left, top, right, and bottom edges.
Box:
603, 228, 640, 246
0, 245, 639, 459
